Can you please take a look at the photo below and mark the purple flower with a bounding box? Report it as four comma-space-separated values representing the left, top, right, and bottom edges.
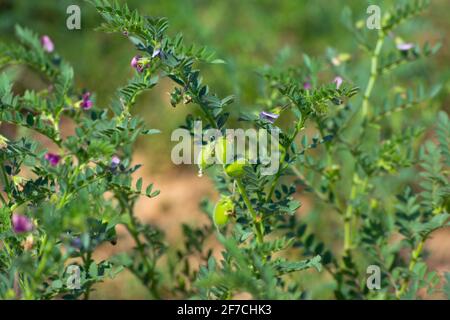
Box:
12, 214, 33, 234
396, 43, 414, 51
333, 76, 343, 89
81, 100, 93, 110
40, 35, 54, 53
111, 155, 121, 169
131, 55, 148, 73
303, 82, 312, 90
80, 92, 93, 110
71, 237, 82, 249
45, 152, 60, 166
131, 55, 140, 68
259, 111, 279, 124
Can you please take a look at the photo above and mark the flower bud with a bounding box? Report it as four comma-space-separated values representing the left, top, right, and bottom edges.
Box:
259, 111, 279, 124
45, 152, 60, 166
40, 35, 54, 53
12, 214, 33, 234
80, 91, 93, 110
333, 76, 343, 89
131, 55, 150, 73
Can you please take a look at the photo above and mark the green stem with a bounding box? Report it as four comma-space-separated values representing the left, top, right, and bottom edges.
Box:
236, 178, 263, 244
266, 169, 282, 203
361, 32, 385, 119
34, 234, 50, 281
343, 182, 357, 252
0, 163, 11, 195
83, 251, 93, 300
396, 239, 425, 299
339, 31, 385, 137
22, 276, 33, 300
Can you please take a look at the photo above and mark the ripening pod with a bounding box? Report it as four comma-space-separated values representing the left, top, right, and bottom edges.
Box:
224, 159, 247, 179
213, 196, 234, 226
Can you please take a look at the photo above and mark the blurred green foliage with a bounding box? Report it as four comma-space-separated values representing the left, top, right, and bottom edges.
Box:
1, 0, 448, 171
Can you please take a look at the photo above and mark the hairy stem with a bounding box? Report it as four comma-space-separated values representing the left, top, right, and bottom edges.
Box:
82, 251, 93, 300
236, 178, 264, 244
343, 183, 357, 252
266, 116, 306, 202
361, 32, 385, 119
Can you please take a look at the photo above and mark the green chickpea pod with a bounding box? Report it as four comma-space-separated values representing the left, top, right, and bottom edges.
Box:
213, 196, 234, 226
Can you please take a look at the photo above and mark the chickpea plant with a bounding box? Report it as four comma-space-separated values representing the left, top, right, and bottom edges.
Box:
0, 0, 449, 300
0, 17, 163, 299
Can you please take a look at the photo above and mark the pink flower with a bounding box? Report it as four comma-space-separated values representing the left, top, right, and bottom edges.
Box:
396, 43, 414, 51
333, 76, 343, 89
303, 82, 312, 90
40, 35, 54, 53
131, 55, 140, 68
111, 155, 121, 169
130, 55, 150, 73
12, 214, 33, 234
45, 152, 60, 166
80, 92, 93, 110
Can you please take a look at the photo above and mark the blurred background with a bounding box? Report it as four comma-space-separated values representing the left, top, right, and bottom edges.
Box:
0, 0, 449, 298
